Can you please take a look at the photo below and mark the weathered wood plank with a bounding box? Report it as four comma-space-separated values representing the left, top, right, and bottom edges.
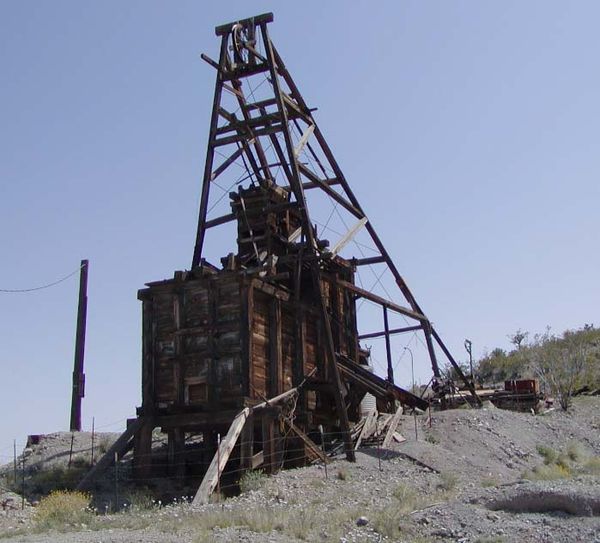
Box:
354, 409, 377, 450
382, 404, 404, 449
192, 408, 250, 505
282, 419, 329, 464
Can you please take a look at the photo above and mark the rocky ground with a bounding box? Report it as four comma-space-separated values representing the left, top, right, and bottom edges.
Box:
1, 397, 599, 542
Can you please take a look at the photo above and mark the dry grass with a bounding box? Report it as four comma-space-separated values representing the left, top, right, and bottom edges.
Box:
372, 482, 452, 539
336, 467, 349, 481
438, 471, 458, 491
524, 463, 572, 481
191, 504, 357, 542
481, 476, 499, 488
582, 456, 600, 475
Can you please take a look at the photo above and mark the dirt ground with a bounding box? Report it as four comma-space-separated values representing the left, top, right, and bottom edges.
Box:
1, 397, 599, 542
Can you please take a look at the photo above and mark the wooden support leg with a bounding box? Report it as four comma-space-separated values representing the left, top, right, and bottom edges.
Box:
167, 428, 185, 484
133, 420, 154, 484
262, 414, 275, 474
240, 413, 254, 470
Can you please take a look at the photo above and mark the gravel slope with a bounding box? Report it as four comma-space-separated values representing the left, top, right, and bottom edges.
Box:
1, 397, 599, 542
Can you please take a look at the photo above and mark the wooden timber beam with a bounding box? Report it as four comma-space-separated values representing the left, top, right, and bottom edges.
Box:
282, 419, 329, 464
261, 21, 355, 462
359, 324, 422, 340
351, 256, 386, 267
336, 356, 428, 411
335, 279, 426, 322
215, 12, 273, 36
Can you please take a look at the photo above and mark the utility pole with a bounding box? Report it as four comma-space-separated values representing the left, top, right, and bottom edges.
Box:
70, 259, 88, 432
464, 339, 473, 381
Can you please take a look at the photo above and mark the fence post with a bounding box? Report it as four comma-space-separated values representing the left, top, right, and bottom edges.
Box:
114, 452, 119, 512
91, 417, 95, 466
318, 425, 327, 480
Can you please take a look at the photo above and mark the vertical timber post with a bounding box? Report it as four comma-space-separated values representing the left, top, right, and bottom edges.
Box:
383, 306, 394, 384
70, 259, 88, 432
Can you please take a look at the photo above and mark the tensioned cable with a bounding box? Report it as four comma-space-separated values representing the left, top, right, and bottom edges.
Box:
0, 263, 84, 293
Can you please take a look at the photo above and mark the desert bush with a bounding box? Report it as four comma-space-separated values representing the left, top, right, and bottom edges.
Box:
582, 456, 600, 475
336, 468, 349, 481
239, 469, 266, 493
308, 477, 326, 489
392, 482, 418, 508
526, 441, 600, 480
96, 436, 113, 455
35, 490, 93, 529
425, 434, 439, 444
124, 488, 156, 511
536, 444, 558, 465
566, 441, 586, 462
438, 471, 458, 491
371, 506, 410, 539
524, 463, 571, 481
481, 476, 499, 488
28, 465, 87, 496
70, 456, 90, 469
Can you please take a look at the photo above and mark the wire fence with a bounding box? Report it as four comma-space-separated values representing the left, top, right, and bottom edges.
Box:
1, 425, 422, 511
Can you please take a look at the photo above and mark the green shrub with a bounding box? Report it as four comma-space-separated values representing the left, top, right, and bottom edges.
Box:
35, 490, 93, 530
536, 445, 558, 465
239, 469, 266, 493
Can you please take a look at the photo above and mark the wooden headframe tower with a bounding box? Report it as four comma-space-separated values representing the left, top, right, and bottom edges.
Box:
192, 11, 479, 414
79, 12, 478, 498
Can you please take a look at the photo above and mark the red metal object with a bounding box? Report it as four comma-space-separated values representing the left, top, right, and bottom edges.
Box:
504, 379, 539, 395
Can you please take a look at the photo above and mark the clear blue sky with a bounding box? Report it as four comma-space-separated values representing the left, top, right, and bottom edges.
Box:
1, 1, 599, 457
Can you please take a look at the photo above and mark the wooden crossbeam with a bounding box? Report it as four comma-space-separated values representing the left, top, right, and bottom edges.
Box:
335, 279, 426, 322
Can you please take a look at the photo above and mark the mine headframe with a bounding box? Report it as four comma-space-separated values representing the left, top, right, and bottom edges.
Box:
192, 12, 480, 458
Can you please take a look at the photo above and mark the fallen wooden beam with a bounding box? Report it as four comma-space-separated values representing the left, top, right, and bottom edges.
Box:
192, 408, 250, 505
355, 409, 378, 450
192, 387, 300, 505
382, 405, 403, 448
77, 418, 145, 491
336, 355, 429, 411
283, 419, 329, 464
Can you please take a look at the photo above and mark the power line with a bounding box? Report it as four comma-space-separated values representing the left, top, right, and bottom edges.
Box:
0, 263, 85, 293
